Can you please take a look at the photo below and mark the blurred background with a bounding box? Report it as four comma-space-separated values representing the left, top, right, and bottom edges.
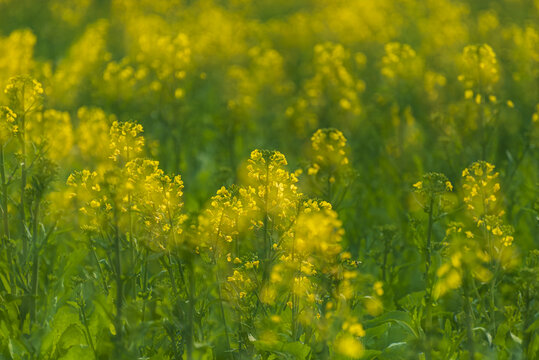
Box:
0, 1, 537, 357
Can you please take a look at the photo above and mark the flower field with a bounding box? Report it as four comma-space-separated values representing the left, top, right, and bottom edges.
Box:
0, 0, 538, 359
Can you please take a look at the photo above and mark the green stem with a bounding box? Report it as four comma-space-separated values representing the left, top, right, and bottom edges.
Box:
382, 236, 389, 284
424, 195, 434, 360
327, 173, 332, 204
113, 210, 123, 352
80, 299, 98, 359
29, 200, 40, 327
0, 144, 14, 293
20, 112, 27, 265
522, 286, 531, 359
291, 231, 297, 341
262, 161, 270, 286
215, 263, 233, 360
141, 248, 149, 322
186, 261, 195, 360
481, 189, 497, 337
463, 269, 475, 360
90, 239, 109, 296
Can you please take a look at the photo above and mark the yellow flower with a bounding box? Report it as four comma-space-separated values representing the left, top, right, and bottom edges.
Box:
373, 281, 384, 296
335, 335, 364, 359
349, 323, 366, 337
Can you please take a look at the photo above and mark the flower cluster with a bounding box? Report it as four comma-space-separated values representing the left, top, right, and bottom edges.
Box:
286, 42, 363, 134
458, 44, 499, 102
198, 186, 251, 255
308, 128, 350, 178
413, 173, 453, 195
381, 42, 422, 81
434, 222, 493, 297
292, 207, 344, 265
412, 172, 453, 213
126, 158, 186, 250
4, 75, 43, 115
27, 109, 73, 161
243, 149, 301, 229
109, 120, 145, 162
75, 107, 115, 163
0, 106, 17, 142
461, 161, 513, 246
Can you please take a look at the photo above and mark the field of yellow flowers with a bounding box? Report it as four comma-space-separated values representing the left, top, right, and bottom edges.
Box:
0, 0, 538, 359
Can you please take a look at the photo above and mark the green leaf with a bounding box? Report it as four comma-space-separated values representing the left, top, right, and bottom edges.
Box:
58, 324, 86, 351
360, 349, 382, 359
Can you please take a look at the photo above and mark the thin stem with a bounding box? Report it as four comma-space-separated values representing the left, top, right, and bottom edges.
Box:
424, 195, 435, 360
260, 160, 271, 290
215, 262, 233, 360
522, 286, 531, 359
141, 248, 149, 322
91, 239, 109, 296
80, 298, 98, 359
20, 111, 27, 265
184, 259, 195, 360
463, 269, 475, 360
382, 236, 389, 283
291, 225, 297, 341
0, 144, 14, 292
480, 187, 497, 336
29, 199, 40, 327
113, 209, 123, 353
327, 173, 333, 204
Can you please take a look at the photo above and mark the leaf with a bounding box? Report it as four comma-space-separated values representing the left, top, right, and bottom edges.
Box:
8, 338, 30, 359
474, 327, 493, 347
510, 332, 522, 345
0, 272, 11, 293
392, 320, 418, 338
364, 323, 390, 339
280, 342, 311, 359
386, 342, 407, 349
253, 339, 311, 359
525, 317, 539, 333
360, 349, 382, 359
365, 311, 413, 327
60, 344, 94, 360
58, 324, 86, 352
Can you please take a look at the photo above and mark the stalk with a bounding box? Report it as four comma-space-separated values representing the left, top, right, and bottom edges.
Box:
141, 248, 149, 322
326, 173, 332, 204
291, 229, 297, 341
215, 261, 233, 360
126, 147, 137, 300
113, 209, 123, 353
19, 110, 27, 264
382, 236, 389, 283
481, 189, 497, 336
262, 161, 270, 283
521, 286, 531, 359
423, 195, 434, 360
91, 239, 109, 296
0, 144, 14, 292
29, 200, 40, 327
80, 299, 98, 359
185, 260, 195, 360
463, 269, 475, 360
